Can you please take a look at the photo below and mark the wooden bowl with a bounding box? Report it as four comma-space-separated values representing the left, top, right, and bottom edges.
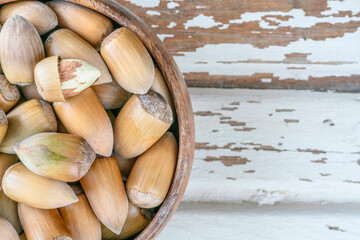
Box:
0, 0, 195, 238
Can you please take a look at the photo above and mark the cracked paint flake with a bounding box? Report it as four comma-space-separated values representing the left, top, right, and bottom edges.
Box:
157, 34, 175, 41
146, 10, 161, 16
184, 14, 223, 29
124, 0, 360, 90
124, 0, 160, 8
167, 2, 179, 9
167, 22, 177, 28
181, 88, 360, 204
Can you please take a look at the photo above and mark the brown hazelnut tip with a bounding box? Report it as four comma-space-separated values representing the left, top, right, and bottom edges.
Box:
101, 28, 124, 49
70, 185, 84, 196
137, 90, 173, 124
0, 75, 20, 102
0, 109, 7, 126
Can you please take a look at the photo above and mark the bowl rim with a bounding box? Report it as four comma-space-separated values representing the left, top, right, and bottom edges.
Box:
0, 0, 195, 239
75, 1, 195, 238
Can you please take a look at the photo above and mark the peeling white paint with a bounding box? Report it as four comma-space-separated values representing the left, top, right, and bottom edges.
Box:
151, 24, 159, 28
229, 9, 360, 30
184, 88, 360, 204
261, 78, 272, 83
184, 14, 223, 29
174, 29, 360, 80
124, 0, 160, 8
167, 1, 179, 9
322, 0, 360, 15
167, 22, 177, 28
157, 34, 175, 41
159, 203, 360, 240
146, 10, 161, 16
196, 6, 207, 9
218, 24, 229, 30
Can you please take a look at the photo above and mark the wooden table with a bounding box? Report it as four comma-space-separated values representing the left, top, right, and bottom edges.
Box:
121, 0, 360, 239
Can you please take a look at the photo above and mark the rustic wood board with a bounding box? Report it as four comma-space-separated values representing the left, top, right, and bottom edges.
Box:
183, 88, 360, 204
118, 0, 360, 91
158, 203, 360, 240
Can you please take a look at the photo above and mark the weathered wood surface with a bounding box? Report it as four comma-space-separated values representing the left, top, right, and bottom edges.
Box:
158, 203, 360, 240
118, 0, 360, 91
183, 88, 360, 204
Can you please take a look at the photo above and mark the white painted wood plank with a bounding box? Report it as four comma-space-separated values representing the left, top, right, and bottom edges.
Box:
183, 88, 360, 204
120, 0, 360, 89
158, 203, 360, 240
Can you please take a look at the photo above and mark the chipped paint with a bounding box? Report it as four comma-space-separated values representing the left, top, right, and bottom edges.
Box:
182, 88, 360, 204
226, 177, 236, 181
173, 31, 360, 82
184, 14, 223, 29
327, 226, 346, 232
230, 9, 360, 29
194, 111, 221, 116
276, 109, 296, 112
146, 10, 161, 16
167, 2, 179, 9
124, 0, 160, 8
312, 158, 328, 164
167, 22, 177, 28
122, 0, 360, 90
158, 203, 360, 240
299, 178, 313, 182
157, 34, 175, 41
220, 120, 246, 127
204, 156, 250, 167
284, 119, 299, 123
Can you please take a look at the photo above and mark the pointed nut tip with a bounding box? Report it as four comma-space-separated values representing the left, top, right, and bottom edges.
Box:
72, 195, 80, 203
106, 225, 122, 235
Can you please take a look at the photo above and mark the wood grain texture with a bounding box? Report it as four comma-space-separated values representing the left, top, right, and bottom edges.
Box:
186, 88, 360, 204
158, 203, 360, 240
117, 0, 360, 91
